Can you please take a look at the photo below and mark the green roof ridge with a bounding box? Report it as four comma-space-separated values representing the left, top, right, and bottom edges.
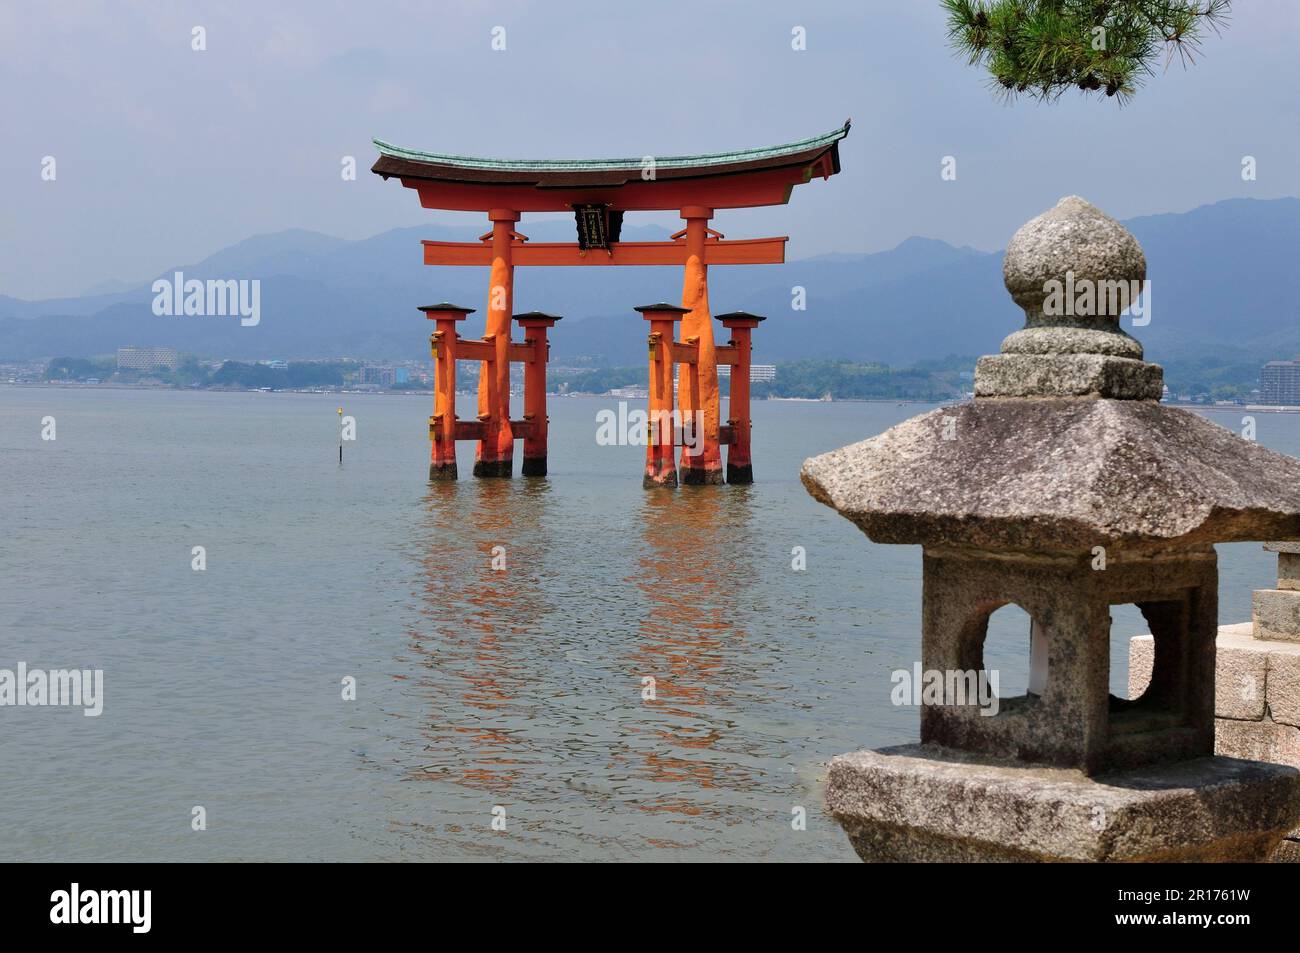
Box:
372, 122, 849, 172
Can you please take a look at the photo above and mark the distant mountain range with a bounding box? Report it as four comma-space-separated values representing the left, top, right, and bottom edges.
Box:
3, 198, 1298, 368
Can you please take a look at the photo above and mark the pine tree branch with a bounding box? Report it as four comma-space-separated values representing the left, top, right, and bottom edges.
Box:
943, 0, 1232, 103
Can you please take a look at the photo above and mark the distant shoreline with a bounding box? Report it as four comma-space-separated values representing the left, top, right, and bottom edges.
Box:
7, 381, 1300, 412
2, 382, 945, 405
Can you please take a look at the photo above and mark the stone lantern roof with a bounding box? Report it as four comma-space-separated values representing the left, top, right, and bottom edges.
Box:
802, 197, 1300, 553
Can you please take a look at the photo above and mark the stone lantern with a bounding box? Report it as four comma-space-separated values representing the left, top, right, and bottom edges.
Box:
802, 196, 1300, 862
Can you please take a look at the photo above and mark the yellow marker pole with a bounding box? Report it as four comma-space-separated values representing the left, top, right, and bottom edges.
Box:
338, 407, 343, 464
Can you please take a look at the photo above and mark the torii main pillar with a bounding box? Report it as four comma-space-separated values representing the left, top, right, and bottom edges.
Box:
677, 206, 723, 485
475, 208, 520, 477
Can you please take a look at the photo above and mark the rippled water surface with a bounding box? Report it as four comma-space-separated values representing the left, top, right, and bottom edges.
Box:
0, 388, 1288, 861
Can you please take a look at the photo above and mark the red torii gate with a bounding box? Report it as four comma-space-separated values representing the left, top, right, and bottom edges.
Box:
371, 121, 848, 484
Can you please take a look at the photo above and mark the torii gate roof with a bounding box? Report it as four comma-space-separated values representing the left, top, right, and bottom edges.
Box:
371, 122, 849, 212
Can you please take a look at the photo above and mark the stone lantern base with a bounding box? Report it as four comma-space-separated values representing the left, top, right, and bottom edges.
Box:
827, 744, 1300, 863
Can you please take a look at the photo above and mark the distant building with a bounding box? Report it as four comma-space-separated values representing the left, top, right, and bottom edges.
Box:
395, 368, 409, 384
1261, 360, 1300, 405
260, 359, 288, 370
714, 363, 776, 383
609, 386, 649, 399
359, 365, 396, 386
117, 346, 179, 372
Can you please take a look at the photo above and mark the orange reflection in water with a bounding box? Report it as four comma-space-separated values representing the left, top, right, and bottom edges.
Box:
407, 478, 553, 798
401, 470, 763, 848
621, 485, 759, 816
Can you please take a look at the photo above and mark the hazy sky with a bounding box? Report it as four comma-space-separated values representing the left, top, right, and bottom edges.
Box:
4, 0, 1298, 300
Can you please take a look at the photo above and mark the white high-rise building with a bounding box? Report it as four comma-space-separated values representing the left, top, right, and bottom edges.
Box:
117, 346, 179, 372
714, 364, 776, 382
1261, 360, 1300, 405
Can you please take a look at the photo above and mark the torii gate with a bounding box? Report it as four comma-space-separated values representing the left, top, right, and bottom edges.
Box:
371, 121, 848, 484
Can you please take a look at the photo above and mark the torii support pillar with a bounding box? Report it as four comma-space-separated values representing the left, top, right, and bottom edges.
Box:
717, 311, 766, 485
513, 311, 561, 477
421, 303, 475, 481
677, 206, 724, 485
636, 303, 691, 489
475, 208, 521, 478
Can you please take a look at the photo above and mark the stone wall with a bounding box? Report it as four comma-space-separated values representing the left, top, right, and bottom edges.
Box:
1131, 622, 1300, 862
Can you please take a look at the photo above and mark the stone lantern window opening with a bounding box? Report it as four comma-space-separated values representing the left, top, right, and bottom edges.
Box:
1106, 595, 1202, 730
964, 601, 1043, 707
1107, 602, 1151, 701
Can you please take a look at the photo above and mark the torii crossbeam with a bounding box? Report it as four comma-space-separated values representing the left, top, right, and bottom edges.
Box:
372, 121, 849, 483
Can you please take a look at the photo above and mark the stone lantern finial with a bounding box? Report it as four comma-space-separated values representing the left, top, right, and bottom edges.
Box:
975, 196, 1162, 400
